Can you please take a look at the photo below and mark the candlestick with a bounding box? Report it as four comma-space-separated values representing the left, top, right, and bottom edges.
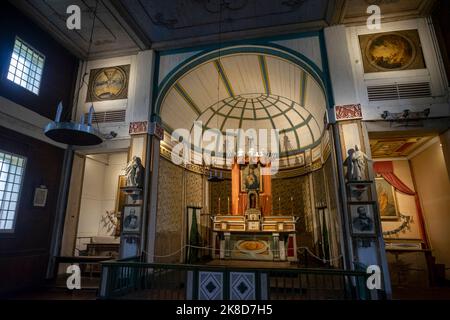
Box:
227, 196, 230, 214
291, 196, 294, 216
218, 197, 221, 214
278, 196, 281, 216
87, 105, 94, 125
238, 196, 240, 214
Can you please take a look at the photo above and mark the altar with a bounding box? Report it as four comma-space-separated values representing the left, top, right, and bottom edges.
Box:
212, 159, 298, 262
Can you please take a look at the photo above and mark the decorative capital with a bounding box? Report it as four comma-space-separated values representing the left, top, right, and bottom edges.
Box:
335, 104, 363, 121
129, 121, 148, 135
149, 121, 164, 140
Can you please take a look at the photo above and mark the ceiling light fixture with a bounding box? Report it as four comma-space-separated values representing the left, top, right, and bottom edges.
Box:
44, 0, 103, 146
44, 102, 103, 146
207, 1, 224, 182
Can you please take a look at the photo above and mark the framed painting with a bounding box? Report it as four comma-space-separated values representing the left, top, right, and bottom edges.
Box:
359, 30, 426, 73
122, 205, 141, 234
350, 203, 376, 236
115, 175, 127, 214
86, 64, 130, 102
240, 163, 263, 193
375, 177, 399, 220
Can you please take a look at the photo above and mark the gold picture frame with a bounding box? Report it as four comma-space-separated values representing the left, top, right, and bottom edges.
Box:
115, 175, 127, 213
375, 177, 400, 220
359, 30, 426, 73
86, 65, 130, 102
240, 163, 263, 193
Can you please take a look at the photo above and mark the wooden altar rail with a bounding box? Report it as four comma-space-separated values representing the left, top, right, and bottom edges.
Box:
98, 259, 372, 300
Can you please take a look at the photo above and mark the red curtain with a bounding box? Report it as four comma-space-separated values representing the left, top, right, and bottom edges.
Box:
373, 161, 427, 246
373, 161, 415, 195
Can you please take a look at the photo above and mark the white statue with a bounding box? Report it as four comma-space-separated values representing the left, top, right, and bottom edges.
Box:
353, 145, 371, 181
344, 145, 371, 181
124, 156, 145, 188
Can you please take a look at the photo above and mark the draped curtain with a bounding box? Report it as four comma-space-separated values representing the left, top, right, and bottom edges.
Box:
373, 161, 415, 195
373, 161, 427, 244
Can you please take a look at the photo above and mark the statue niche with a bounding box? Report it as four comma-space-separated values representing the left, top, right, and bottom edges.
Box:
245, 190, 262, 230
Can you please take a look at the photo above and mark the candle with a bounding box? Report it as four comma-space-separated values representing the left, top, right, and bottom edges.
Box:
278, 197, 281, 215
87, 105, 94, 125
55, 102, 63, 122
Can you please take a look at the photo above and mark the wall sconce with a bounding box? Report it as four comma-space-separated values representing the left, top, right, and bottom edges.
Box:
381, 108, 430, 121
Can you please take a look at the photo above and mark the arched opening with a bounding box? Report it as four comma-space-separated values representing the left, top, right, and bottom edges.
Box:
154, 46, 342, 271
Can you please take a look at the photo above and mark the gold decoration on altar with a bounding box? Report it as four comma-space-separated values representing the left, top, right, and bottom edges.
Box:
237, 240, 268, 254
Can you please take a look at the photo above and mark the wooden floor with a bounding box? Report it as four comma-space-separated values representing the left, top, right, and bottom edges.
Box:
5, 287, 98, 300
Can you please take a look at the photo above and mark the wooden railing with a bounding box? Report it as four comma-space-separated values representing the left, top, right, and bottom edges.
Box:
99, 259, 373, 300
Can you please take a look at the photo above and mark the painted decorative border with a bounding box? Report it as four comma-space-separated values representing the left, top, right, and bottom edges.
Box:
335, 104, 363, 121
129, 121, 148, 135
149, 122, 164, 140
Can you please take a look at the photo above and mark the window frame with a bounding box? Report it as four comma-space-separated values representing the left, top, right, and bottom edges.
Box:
6, 36, 46, 95
0, 149, 27, 234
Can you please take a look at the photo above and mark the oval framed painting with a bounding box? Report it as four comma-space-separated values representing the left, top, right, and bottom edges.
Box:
366, 33, 416, 71
359, 30, 426, 73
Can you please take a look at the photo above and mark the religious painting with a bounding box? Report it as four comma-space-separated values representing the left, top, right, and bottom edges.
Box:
86, 64, 130, 102
359, 30, 426, 73
350, 204, 376, 236
115, 175, 127, 214
375, 177, 399, 220
240, 163, 263, 193
122, 205, 141, 234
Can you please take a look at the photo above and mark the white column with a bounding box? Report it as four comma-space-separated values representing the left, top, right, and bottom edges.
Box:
324, 25, 358, 108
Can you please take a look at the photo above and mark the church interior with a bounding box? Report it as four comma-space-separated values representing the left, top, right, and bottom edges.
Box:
0, 0, 450, 302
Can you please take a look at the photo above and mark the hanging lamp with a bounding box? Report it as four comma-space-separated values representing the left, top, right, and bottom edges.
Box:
44, 102, 103, 146
44, 0, 103, 146
206, 2, 224, 183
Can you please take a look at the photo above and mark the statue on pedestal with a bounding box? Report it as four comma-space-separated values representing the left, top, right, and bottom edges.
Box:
344, 145, 371, 181
124, 156, 145, 188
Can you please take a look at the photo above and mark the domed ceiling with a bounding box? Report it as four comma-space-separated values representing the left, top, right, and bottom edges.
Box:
160, 52, 327, 155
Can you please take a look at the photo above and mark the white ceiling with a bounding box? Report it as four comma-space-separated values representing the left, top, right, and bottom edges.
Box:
160, 53, 327, 155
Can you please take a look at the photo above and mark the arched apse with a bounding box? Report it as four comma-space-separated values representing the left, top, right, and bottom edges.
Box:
155, 45, 330, 159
